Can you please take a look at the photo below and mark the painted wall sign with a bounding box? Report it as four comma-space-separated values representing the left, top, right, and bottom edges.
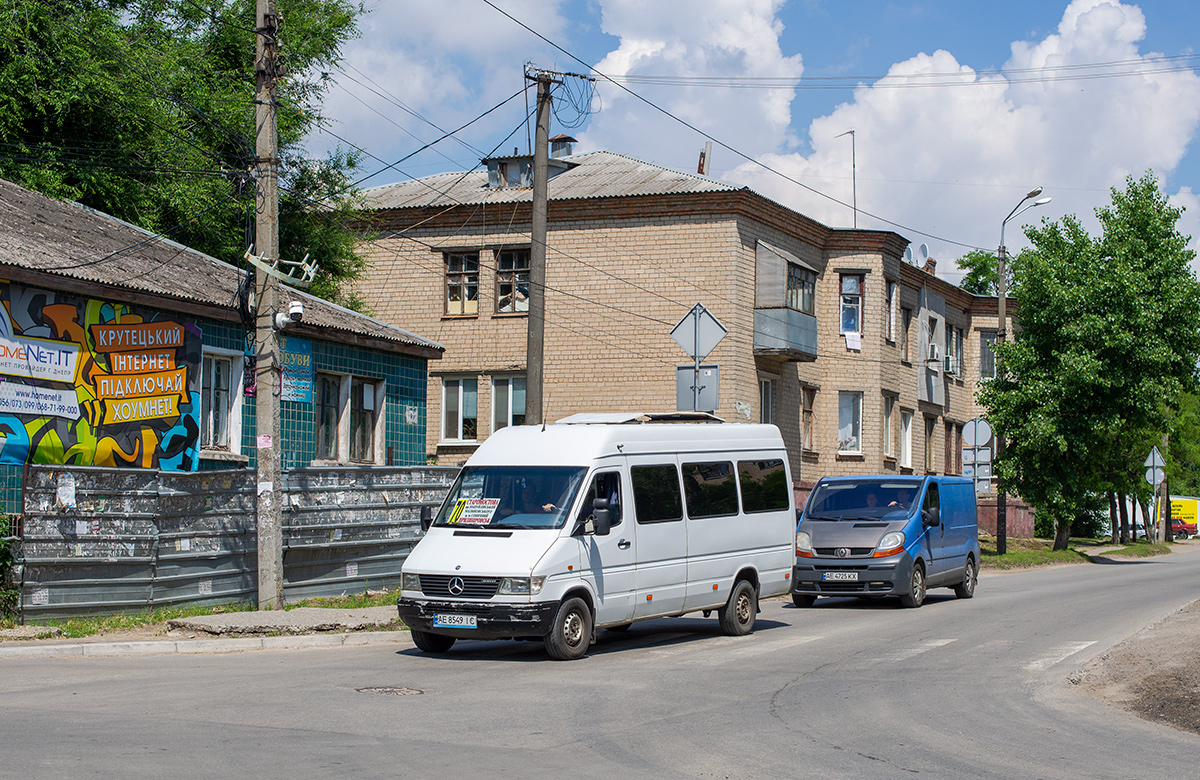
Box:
0, 282, 202, 470
280, 335, 313, 403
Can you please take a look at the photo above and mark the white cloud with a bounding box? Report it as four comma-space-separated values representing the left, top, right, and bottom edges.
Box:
724, 0, 1200, 279
579, 0, 803, 172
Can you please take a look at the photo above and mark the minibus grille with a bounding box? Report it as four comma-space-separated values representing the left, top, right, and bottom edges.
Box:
817, 581, 892, 594
418, 575, 500, 599
814, 547, 874, 558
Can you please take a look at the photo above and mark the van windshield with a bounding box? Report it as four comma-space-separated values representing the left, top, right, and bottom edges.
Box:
804, 480, 921, 521
433, 466, 588, 530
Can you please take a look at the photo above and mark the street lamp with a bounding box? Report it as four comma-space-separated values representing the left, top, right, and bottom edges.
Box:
994, 186, 1051, 554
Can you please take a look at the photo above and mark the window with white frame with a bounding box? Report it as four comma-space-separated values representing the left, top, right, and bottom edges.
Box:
837, 391, 862, 453
445, 252, 479, 316
492, 376, 526, 432
787, 263, 815, 315
443, 377, 478, 441
496, 249, 530, 314
350, 378, 378, 462
840, 274, 863, 334
315, 373, 383, 464
759, 379, 774, 424
885, 281, 897, 341
802, 387, 816, 451
201, 354, 232, 449
883, 395, 895, 458
316, 372, 342, 460
900, 410, 913, 468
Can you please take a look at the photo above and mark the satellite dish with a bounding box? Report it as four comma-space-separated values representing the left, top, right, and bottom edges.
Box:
917, 243, 930, 263
903, 246, 913, 264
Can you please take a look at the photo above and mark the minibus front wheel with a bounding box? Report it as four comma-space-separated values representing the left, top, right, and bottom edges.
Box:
545, 597, 593, 660
411, 630, 456, 654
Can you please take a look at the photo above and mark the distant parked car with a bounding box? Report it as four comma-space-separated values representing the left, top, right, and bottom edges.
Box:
1171, 519, 1197, 539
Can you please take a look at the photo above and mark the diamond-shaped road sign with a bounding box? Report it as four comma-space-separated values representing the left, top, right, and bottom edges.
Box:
670, 303, 727, 361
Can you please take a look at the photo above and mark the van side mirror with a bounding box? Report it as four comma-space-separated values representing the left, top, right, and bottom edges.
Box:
420, 505, 433, 532
922, 507, 940, 528
592, 498, 611, 536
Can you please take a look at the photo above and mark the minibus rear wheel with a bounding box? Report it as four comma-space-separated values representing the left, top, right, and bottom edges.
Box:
411, 630, 456, 654
545, 597, 593, 660
718, 580, 757, 635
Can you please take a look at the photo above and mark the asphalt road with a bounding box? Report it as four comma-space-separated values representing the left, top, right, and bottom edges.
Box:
3, 549, 1199, 779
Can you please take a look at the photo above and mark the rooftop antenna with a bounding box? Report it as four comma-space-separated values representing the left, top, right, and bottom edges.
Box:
243, 245, 316, 289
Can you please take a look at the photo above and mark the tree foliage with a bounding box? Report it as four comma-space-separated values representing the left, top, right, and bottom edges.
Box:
0, 0, 368, 308
978, 174, 1200, 548
956, 248, 1017, 297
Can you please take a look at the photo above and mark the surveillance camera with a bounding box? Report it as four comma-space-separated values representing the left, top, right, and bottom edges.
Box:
288, 301, 303, 322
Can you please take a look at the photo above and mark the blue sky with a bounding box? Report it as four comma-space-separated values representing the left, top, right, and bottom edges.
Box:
313, 0, 1200, 281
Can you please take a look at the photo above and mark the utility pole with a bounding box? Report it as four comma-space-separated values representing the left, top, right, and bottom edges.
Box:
254, 0, 284, 609
995, 244, 1008, 556
525, 69, 554, 425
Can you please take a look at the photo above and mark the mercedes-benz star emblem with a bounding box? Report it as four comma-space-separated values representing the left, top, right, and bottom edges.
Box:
447, 577, 465, 595
835, 547, 850, 558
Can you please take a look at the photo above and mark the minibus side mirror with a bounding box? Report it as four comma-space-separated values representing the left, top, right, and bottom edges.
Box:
592, 498, 612, 536
922, 507, 940, 528
420, 505, 433, 532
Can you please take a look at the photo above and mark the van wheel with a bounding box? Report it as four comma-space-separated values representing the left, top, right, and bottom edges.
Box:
899, 562, 926, 608
953, 557, 977, 599
544, 597, 592, 660
792, 594, 816, 608
410, 630, 456, 653
718, 580, 757, 636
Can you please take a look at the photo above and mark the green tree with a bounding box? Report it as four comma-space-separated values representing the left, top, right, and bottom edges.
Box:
979, 174, 1200, 549
0, 0, 368, 308
956, 248, 1016, 296
1165, 393, 1200, 496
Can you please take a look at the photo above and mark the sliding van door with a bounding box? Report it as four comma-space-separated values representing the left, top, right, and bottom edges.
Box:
628, 458, 688, 619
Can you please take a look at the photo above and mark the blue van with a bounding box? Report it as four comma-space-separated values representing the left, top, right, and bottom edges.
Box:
790, 475, 979, 608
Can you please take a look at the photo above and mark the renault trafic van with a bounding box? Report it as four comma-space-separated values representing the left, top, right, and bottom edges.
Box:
791, 475, 979, 608
397, 413, 797, 659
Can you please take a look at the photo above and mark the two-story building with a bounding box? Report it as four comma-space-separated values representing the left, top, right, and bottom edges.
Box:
354, 146, 1005, 492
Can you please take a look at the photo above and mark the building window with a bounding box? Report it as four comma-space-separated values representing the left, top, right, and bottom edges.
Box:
787, 263, 816, 315
900, 410, 913, 468
443, 377, 478, 441
759, 379, 773, 424
981, 331, 997, 378
838, 391, 862, 453
496, 249, 530, 313
802, 388, 816, 451
901, 308, 912, 362
955, 327, 964, 374
840, 274, 863, 334
200, 355, 232, 449
445, 252, 479, 316
350, 378, 378, 462
885, 281, 897, 341
926, 315, 940, 364
316, 372, 342, 460
493, 376, 526, 432
883, 395, 895, 458
925, 416, 937, 472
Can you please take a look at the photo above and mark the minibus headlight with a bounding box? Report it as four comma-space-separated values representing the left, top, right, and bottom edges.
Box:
795, 531, 813, 558
401, 573, 421, 592
498, 576, 546, 596
874, 531, 906, 558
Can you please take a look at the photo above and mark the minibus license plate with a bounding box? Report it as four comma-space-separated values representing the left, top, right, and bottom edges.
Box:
822, 571, 858, 582
434, 614, 477, 628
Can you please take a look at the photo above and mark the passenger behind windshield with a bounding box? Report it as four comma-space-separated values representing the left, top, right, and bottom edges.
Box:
805, 481, 919, 520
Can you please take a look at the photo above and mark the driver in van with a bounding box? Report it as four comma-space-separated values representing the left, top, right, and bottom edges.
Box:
889, 488, 913, 508
521, 483, 557, 513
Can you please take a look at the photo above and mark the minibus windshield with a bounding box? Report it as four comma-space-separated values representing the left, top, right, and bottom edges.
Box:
434, 466, 588, 530
804, 480, 920, 521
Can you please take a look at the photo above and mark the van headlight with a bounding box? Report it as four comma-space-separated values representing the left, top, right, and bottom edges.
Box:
498, 576, 546, 596
401, 572, 421, 592
795, 531, 813, 558
874, 531, 906, 558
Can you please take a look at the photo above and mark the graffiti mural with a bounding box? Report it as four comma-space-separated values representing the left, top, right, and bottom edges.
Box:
0, 282, 202, 470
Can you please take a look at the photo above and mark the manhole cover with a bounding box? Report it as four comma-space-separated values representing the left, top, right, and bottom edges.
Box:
356, 686, 424, 696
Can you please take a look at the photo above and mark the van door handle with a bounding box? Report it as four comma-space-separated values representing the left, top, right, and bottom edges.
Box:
618, 539, 631, 549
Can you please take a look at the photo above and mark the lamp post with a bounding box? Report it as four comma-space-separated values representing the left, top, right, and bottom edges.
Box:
995, 187, 1051, 554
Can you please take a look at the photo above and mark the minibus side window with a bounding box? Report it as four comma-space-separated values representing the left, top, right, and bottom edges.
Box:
682, 461, 739, 518
631, 464, 683, 523
577, 471, 622, 529
738, 459, 789, 513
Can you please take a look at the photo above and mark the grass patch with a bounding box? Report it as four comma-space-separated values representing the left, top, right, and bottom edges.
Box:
288, 588, 398, 610
16, 602, 256, 639
979, 535, 1091, 570
1091, 539, 1171, 558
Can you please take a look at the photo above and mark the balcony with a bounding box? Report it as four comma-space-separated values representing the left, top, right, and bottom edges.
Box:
754, 308, 817, 362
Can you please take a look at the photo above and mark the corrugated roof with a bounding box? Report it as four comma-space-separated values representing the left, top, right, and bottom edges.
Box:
0, 177, 442, 354
361, 150, 742, 210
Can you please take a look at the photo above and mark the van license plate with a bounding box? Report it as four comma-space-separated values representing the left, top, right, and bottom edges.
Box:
434, 614, 477, 628
822, 572, 859, 582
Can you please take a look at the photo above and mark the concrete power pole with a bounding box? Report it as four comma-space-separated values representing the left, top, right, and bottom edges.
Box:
254, 0, 284, 609
525, 71, 553, 425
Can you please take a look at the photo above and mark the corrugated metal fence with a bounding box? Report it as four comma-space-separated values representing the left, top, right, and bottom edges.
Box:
13, 464, 456, 622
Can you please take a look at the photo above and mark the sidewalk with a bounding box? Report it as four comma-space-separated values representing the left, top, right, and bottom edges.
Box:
0, 606, 414, 660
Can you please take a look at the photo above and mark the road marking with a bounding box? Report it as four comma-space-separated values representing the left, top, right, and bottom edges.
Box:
641, 632, 826, 663
871, 638, 957, 662
1023, 641, 1097, 671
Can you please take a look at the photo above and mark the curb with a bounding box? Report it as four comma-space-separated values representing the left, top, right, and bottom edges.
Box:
0, 630, 412, 659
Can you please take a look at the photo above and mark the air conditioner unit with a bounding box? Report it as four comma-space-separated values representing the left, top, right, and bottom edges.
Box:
944, 355, 959, 375
927, 343, 941, 363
